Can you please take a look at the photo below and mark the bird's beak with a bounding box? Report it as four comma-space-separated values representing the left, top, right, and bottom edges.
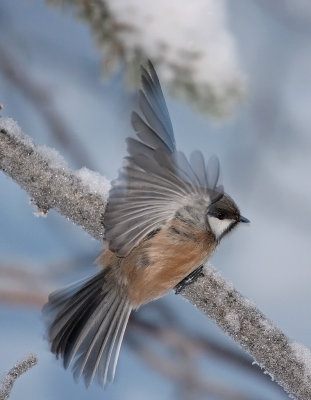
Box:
239, 215, 250, 223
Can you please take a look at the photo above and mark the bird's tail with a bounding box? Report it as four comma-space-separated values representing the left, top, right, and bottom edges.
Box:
42, 269, 132, 387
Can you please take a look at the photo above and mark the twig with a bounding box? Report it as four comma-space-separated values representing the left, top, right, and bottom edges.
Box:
0, 354, 38, 400
0, 117, 311, 399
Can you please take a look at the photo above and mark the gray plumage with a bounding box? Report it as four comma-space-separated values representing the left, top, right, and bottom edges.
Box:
43, 60, 225, 388
104, 60, 223, 257
43, 271, 132, 387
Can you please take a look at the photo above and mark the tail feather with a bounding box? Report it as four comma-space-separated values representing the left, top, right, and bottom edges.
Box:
64, 289, 117, 371
43, 270, 132, 387
106, 304, 131, 384
100, 299, 130, 385
82, 298, 128, 386
73, 293, 121, 384
50, 275, 103, 356
63, 293, 107, 369
48, 274, 103, 340
63, 288, 117, 360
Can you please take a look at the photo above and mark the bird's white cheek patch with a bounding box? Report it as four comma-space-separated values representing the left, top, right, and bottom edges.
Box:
207, 216, 233, 239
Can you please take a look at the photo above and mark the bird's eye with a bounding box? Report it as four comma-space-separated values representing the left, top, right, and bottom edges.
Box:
217, 212, 225, 220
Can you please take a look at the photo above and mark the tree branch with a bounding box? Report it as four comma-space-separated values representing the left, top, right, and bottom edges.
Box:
0, 117, 109, 240
179, 266, 311, 399
0, 354, 38, 400
0, 116, 310, 399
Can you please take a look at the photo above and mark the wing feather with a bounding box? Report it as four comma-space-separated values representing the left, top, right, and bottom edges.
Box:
131, 112, 171, 153
103, 61, 223, 256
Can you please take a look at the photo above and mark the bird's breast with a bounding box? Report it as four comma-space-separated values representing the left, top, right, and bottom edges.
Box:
122, 219, 216, 308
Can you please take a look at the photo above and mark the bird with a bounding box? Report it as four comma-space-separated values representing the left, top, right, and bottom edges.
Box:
43, 60, 249, 388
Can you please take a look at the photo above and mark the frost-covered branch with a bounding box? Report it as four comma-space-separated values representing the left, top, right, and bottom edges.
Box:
0, 354, 38, 400
179, 266, 311, 400
1, 116, 311, 399
0, 118, 110, 240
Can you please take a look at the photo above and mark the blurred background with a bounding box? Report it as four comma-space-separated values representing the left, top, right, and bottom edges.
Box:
1, 0, 311, 399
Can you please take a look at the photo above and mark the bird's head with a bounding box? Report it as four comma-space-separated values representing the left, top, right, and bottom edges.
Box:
207, 195, 249, 241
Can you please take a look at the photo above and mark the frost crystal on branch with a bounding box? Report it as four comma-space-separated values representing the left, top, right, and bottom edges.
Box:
0, 354, 38, 400
47, 0, 246, 117
0, 117, 109, 240
181, 265, 311, 399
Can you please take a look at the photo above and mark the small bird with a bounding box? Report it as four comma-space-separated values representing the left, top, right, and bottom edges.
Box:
43, 61, 249, 387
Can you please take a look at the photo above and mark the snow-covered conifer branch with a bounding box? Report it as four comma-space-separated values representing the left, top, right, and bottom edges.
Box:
1, 116, 311, 399
47, 0, 246, 117
0, 354, 38, 400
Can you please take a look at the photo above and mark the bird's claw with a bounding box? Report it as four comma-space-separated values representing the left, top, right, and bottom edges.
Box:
175, 265, 204, 294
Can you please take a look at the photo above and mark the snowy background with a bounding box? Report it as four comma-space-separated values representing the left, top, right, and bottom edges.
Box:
1, 0, 311, 399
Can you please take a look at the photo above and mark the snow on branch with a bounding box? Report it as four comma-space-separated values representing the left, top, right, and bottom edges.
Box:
1, 116, 311, 399
0, 117, 110, 240
180, 266, 311, 399
47, 0, 246, 117
0, 354, 38, 400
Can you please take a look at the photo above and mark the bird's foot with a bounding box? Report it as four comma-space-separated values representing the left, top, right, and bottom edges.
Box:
175, 265, 204, 294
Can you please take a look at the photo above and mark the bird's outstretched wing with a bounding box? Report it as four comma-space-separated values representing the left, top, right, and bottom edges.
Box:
103, 61, 223, 257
